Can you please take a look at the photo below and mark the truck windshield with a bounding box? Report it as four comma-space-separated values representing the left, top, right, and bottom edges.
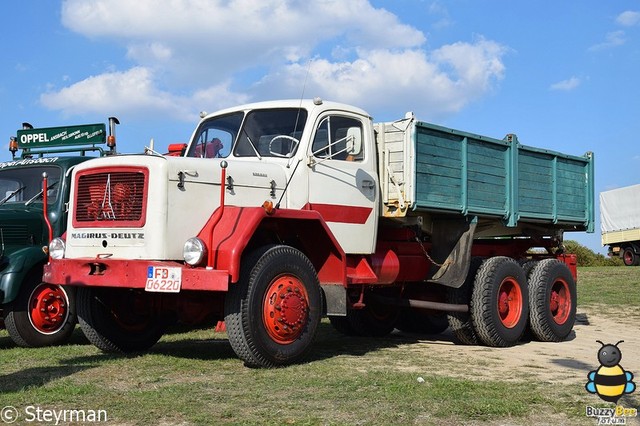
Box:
187, 108, 308, 159
0, 166, 61, 206
233, 108, 307, 158
187, 112, 243, 159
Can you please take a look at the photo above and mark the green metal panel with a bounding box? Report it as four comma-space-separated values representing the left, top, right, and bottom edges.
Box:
412, 120, 594, 231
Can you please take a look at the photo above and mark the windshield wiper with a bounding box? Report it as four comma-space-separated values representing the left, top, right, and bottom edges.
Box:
0, 186, 26, 206
25, 181, 59, 206
241, 127, 262, 159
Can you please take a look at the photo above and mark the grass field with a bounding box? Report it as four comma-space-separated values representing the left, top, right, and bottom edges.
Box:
1, 266, 639, 425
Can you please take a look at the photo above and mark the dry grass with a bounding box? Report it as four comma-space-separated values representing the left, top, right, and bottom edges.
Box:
0, 266, 638, 425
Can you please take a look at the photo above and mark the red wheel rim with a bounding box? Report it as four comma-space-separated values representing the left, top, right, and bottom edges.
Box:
496, 277, 522, 328
624, 250, 634, 265
28, 284, 69, 334
549, 279, 571, 325
262, 274, 309, 344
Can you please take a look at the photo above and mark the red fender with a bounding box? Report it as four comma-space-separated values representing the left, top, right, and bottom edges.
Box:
196, 206, 347, 285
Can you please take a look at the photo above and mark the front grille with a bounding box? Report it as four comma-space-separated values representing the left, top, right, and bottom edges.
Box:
74, 169, 147, 227
0, 225, 35, 245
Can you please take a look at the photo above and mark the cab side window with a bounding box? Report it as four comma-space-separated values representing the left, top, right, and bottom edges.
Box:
311, 116, 364, 161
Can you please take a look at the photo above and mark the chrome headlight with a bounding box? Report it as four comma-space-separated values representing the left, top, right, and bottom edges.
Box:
49, 238, 66, 260
183, 237, 207, 266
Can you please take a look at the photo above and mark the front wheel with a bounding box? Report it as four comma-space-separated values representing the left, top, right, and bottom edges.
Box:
528, 259, 576, 342
3, 270, 77, 347
471, 257, 529, 347
77, 287, 166, 353
224, 245, 322, 368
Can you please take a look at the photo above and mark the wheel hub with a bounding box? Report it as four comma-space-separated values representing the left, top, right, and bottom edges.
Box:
263, 276, 309, 344
29, 284, 69, 334
497, 278, 522, 329
550, 279, 570, 325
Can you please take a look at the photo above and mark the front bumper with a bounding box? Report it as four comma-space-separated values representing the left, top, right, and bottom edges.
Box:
43, 258, 229, 292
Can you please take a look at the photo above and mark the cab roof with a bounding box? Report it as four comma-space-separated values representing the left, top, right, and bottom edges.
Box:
201, 99, 371, 121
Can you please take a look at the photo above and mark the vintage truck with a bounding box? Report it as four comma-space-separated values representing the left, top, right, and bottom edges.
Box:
43, 99, 594, 367
600, 184, 640, 266
0, 118, 118, 346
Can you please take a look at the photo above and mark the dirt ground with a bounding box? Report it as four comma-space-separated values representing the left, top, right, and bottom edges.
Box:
387, 306, 640, 425
397, 306, 640, 388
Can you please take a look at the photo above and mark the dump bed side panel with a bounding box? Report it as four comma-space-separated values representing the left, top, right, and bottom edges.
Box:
518, 148, 593, 226
377, 119, 594, 232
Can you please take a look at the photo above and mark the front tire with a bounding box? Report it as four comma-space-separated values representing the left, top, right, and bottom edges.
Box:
471, 257, 528, 347
224, 245, 322, 368
528, 259, 576, 342
77, 287, 166, 353
3, 269, 76, 347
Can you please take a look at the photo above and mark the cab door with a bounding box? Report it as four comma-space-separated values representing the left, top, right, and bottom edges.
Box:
306, 112, 378, 254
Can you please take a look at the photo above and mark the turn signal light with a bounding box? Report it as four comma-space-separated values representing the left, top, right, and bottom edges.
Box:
262, 200, 275, 215
9, 137, 18, 157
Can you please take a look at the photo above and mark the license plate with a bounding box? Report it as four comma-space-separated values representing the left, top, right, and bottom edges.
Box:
145, 266, 182, 293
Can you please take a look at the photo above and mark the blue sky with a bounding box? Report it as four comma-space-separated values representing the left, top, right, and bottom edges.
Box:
1, 0, 639, 253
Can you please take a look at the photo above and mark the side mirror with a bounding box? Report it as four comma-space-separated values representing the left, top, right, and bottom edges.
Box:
345, 127, 362, 156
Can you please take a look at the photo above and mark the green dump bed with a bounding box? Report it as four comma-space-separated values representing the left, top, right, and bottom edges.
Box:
376, 117, 595, 232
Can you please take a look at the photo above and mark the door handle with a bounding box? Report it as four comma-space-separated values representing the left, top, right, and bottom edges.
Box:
361, 180, 375, 190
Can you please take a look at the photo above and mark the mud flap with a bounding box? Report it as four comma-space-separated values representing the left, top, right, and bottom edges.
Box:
321, 284, 347, 316
426, 216, 477, 288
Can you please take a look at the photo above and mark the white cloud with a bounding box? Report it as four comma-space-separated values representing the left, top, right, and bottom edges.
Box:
428, 1, 453, 30
616, 11, 640, 27
61, 0, 425, 84
589, 30, 626, 51
550, 76, 581, 91
39, 67, 247, 120
254, 39, 507, 119
48, 0, 507, 121
589, 11, 639, 53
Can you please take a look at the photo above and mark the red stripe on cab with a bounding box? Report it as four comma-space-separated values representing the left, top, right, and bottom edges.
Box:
303, 203, 372, 224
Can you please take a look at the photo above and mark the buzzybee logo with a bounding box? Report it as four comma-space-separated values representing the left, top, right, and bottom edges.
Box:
586, 340, 635, 403
584, 340, 637, 424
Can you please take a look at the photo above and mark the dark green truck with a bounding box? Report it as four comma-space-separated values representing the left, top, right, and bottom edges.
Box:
0, 118, 118, 346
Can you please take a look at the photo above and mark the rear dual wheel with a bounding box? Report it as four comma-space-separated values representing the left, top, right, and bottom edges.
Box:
528, 259, 576, 342
471, 257, 529, 347
622, 247, 640, 266
447, 257, 483, 344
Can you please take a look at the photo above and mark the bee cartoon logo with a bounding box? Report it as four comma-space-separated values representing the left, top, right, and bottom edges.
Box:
586, 340, 636, 403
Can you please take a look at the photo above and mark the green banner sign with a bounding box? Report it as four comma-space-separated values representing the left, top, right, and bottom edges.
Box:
16, 123, 106, 148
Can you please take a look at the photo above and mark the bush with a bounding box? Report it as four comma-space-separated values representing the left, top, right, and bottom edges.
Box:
563, 240, 623, 267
